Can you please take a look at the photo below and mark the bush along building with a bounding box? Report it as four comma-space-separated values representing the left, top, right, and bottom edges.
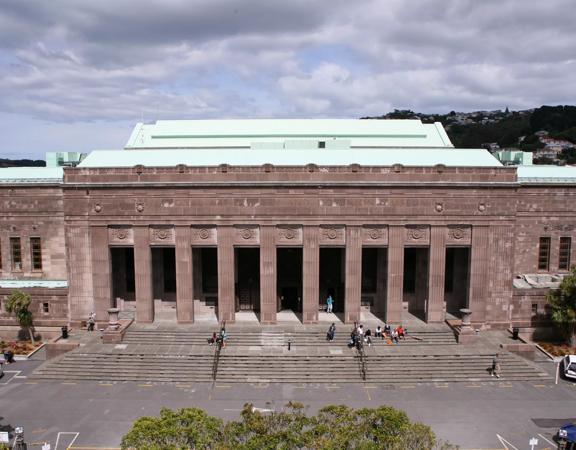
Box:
0, 119, 575, 338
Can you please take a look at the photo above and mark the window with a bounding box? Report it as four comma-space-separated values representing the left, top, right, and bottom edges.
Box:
318, 141, 326, 148
10, 237, 22, 271
42, 302, 50, 313
538, 237, 551, 271
559, 237, 572, 270
531, 303, 538, 315
30, 237, 42, 271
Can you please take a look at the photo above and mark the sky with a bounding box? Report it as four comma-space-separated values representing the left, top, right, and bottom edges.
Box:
0, 0, 575, 159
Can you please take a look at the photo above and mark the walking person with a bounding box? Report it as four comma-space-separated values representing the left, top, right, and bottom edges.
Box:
327, 323, 336, 342
326, 295, 334, 313
491, 353, 501, 378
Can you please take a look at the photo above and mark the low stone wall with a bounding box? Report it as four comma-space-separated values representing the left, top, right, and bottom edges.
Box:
102, 318, 133, 344
45, 341, 80, 359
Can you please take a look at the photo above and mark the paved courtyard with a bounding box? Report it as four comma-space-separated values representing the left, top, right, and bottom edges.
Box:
0, 356, 575, 449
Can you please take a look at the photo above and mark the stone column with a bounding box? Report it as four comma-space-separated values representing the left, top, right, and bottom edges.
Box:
260, 226, 277, 324
91, 226, 111, 323
302, 225, 319, 323
427, 226, 446, 322
217, 225, 235, 322
134, 226, 154, 323
468, 226, 489, 326
386, 226, 404, 323
66, 224, 94, 324
345, 226, 362, 323
175, 226, 193, 323
374, 248, 387, 316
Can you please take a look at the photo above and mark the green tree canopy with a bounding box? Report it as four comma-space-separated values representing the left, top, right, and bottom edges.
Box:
121, 403, 450, 450
547, 265, 576, 346
4, 289, 35, 343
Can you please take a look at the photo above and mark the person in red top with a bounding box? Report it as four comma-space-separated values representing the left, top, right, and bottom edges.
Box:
396, 325, 405, 340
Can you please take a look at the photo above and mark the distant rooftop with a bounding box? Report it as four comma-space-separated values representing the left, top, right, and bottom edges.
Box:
0, 280, 68, 289
125, 119, 454, 149
79, 148, 500, 168
517, 165, 576, 183
0, 167, 63, 184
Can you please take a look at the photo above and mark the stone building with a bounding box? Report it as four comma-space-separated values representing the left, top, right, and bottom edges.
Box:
1, 119, 575, 334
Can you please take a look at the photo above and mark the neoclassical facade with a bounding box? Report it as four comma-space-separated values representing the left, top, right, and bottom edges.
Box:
1, 119, 575, 331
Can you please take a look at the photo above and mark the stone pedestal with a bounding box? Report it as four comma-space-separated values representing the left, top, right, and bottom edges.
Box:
457, 307, 476, 344
107, 307, 120, 331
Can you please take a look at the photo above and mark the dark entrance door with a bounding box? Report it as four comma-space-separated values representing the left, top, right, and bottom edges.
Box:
235, 248, 260, 312
281, 286, 300, 311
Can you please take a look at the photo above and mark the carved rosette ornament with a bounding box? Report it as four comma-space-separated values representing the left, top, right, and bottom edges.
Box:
368, 228, 382, 240
324, 227, 338, 240
135, 202, 144, 213
478, 202, 486, 212
407, 226, 426, 240
94, 203, 102, 213
450, 227, 466, 240
199, 228, 210, 239
240, 228, 254, 240
153, 228, 172, 241
435, 202, 444, 213
114, 228, 128, 240
283, 228, 296, 240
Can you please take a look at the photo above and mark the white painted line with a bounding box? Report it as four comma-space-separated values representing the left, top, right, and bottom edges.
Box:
54, 431, 79, 450
496, 434, 519, 450
538, 433, 556, 446
0, 370, 21, 385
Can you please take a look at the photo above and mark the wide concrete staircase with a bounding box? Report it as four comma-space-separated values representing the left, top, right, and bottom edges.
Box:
31, 328, 551, 384
121, 328, 458, 347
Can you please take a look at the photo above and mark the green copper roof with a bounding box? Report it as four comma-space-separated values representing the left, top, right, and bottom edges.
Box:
79, 148, 501, 167
126, 119, 454, 149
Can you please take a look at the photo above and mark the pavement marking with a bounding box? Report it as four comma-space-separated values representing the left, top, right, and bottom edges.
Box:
62, 382, 77, 385
538, 433, 556, 446
326, 384, 340, 390
434, 384, 449, 388
399, 385, 415, 389
69, 447, 120, 450
0, 370, 20, 385
98, 383, 114, 387
215, 384, 231, 388
496, 433, 519, 450
466, 384, 483, 388
364, 387, 372, 401
533, 384, 547, 388
25, 381, 38, 384
137, 384, 153, 387
55, 431, 79, 450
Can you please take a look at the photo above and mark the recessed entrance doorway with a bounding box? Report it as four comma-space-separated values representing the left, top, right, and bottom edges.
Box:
151, 247, 176, 321
192, 247, 219, 322
445, 247, 470, 315
319, 247, 345, 317
404, 247, 429, 321
277, 248, 303, 318
361, 247, 387, 321
110, 247, 135, 311
235, 248, 260, 314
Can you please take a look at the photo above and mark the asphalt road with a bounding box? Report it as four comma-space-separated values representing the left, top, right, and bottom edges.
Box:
0, 359, 575, 449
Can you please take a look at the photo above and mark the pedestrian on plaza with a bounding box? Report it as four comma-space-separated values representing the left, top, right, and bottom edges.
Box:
327, 323, 336, 341
87, 312, 96, 332
396, 325, 405, 340
357, 324, 364, 338
219, 327, 228, 348
208, 332, 217, 346
375, 325, 382, 338
491, 353, 501, 378
326, 295, 334, 313
348, 329, 357, 348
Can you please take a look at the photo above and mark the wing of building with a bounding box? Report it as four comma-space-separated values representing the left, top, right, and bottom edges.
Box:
1, 119, 575, 336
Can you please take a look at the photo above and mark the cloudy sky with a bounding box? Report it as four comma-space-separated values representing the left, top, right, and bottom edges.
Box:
0, 0, 575, 158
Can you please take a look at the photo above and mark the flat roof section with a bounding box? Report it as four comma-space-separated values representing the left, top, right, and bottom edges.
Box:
79, 148, 502, 168
0, 280, 68, 289
517, 165, 576, 183
125, 119, 454, 149
0, 167, 64, 183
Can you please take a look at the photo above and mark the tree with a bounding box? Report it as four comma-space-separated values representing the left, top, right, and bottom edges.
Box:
121, 407, 223, 449
4, 290, 35, 343
121, 403, 452, 449
547, 265, 576, 346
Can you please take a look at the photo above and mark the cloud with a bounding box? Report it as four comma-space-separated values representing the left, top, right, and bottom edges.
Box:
0, 0, 575, 156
